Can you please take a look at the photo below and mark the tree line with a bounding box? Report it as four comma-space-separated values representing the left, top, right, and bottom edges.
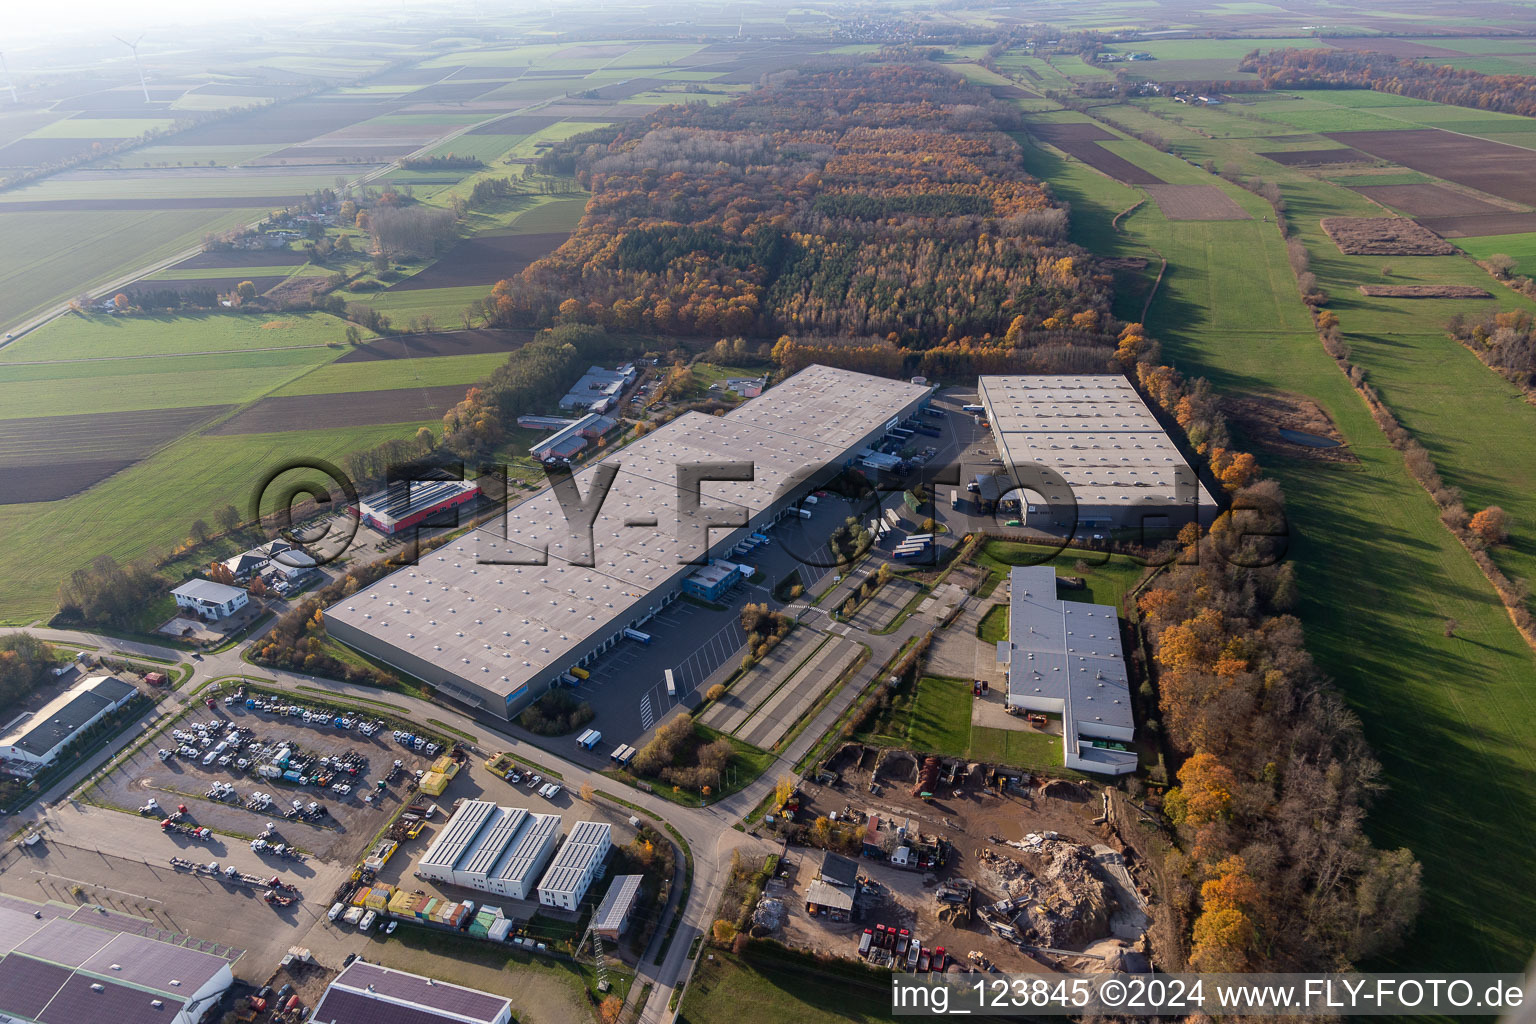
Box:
1139, 497, 1421, 972
1240, 47, 1536, 117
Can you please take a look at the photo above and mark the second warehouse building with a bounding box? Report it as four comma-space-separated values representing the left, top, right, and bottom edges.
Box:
416, 801, 613, 909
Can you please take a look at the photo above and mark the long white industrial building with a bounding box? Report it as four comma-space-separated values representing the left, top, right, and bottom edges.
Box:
327, 365, 932, 718
416, 800, 562, 900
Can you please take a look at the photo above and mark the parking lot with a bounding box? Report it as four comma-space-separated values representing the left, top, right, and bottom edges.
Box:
89, 696, 439, 865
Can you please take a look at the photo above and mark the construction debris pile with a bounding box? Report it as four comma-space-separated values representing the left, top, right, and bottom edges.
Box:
976, 838, 1115, 948
753, 897, 786, 933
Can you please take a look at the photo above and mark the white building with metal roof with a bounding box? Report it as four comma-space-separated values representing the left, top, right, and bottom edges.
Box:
170, 578, 248, 620
591, 875, 643, 939
415, 801, 561, 900
976, 375, 1217, 531
326, 366, 932, 718
537, 820, 611, 911
1000, 566, 1137, 775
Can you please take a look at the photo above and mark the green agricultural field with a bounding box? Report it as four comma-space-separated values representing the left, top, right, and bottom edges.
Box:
1016, 99, 1536, 974
1105, 36, 1323, 59
418, 134, 526, 164
0, 171, 358, 203
27, 117, 177, 139
508, 196, 587, 233
111, 143, 287, 167
1246, 100, 1414, 134
0, 346, 341, 420
272, 351, 510, 397
338, 284, 492, 325
1455, 233, 1536, 275
1431, 56, 1536, 75
145, 264, 307, 281
0, 417, 440, 620
0, 207, 259, 331
0, 311, 359, 363
1323, 172, 1434, 186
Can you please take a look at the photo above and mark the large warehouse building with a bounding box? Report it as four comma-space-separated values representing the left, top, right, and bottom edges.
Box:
415, 799, 562, 900
1000, 566, 1137, 775
976, 375, 1217, 531
327, 365, 932, 718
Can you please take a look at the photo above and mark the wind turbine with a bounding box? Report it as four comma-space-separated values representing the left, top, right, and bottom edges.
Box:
112, 34, 150, 103
0, 52, 17, 104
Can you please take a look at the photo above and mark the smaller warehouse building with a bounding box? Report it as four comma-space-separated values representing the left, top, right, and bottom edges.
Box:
0, 675, 137, 767
1000, 565, 1137, 775
537, 820, 611, 911
559, 364, 636, 412
681, 562, 740, 602
415, 800, 562, 900
592, 874, 644, 939
311, 961, 511, 1024
171, 579, 248, 620
529, 412, 616, 461
354, 479, 480, 536
977, 374, 1217, 531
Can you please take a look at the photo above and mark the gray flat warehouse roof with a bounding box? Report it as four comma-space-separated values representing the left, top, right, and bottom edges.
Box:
327, 366, 930, 706
977, 375, 1216, 512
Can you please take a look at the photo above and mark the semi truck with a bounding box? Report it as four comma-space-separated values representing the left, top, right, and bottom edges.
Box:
950, 489, 959, 509
665, 668, 677, 697
962, 404, 984, 414
576, 729, 602, 750
623, 628, 652, 644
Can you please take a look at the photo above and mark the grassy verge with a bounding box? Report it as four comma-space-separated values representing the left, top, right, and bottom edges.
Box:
653, 823, 694, 965
677, 942, 899, 1024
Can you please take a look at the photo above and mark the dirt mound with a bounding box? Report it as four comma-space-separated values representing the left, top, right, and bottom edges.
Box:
1358, 284, 1491, 298
981, 842, 1115, 948
1041, 779, 1088, 802
1224, 391, 1358, 464
1321, 217, 1455, 255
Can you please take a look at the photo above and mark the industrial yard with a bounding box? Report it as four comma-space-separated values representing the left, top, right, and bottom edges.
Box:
753, 743, 1158, 976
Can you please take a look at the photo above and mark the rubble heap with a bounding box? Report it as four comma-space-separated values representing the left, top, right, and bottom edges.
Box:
977, 841, 1115, 949
753, 897, 785, 933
